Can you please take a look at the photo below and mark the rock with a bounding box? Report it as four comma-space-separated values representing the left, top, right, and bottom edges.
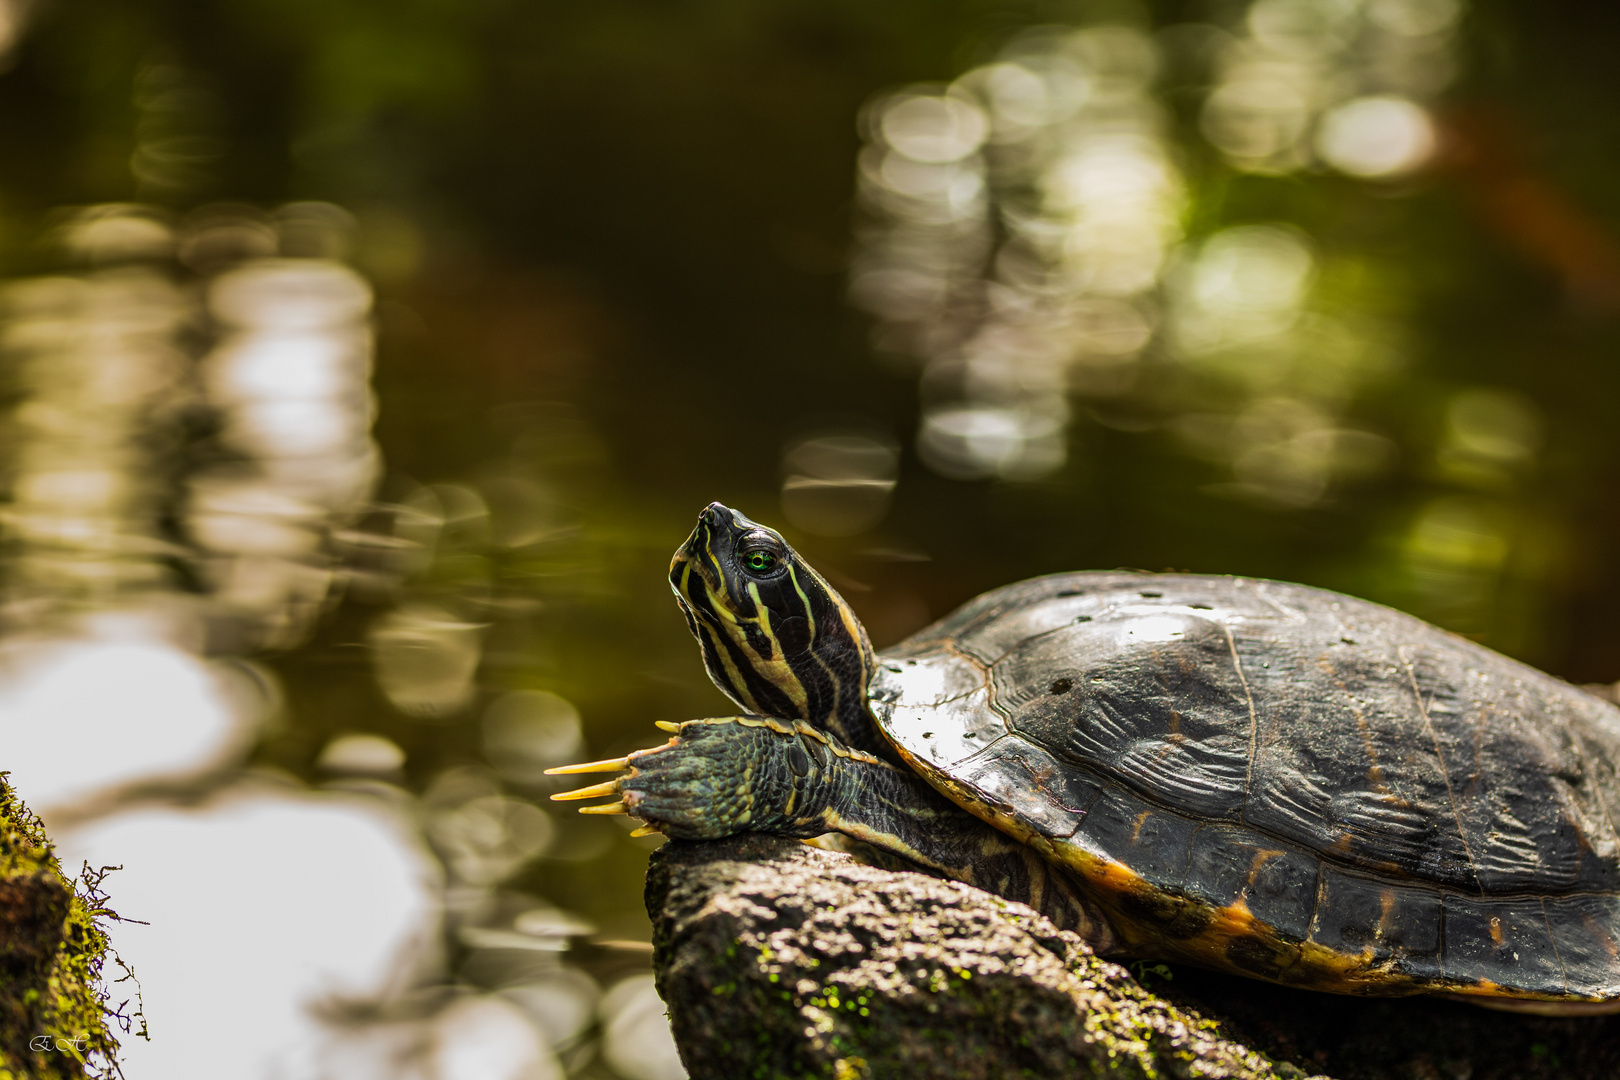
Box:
647, 834, 1310, 1080
0, 776, 130, 1079
647, 835, 1620, 1080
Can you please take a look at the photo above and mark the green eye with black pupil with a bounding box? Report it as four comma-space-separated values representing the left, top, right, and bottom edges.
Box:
744, 550, 776, 573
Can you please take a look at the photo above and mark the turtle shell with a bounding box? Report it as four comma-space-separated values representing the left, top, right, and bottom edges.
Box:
867, 572, 1620, 1004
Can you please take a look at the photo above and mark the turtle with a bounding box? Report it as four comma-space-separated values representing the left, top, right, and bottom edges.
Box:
550, 502, 1620, 1012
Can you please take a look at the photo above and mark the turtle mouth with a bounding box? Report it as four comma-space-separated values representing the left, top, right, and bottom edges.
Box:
672, 503, 771, 591
694, 502, 769, 556
670, 506, 744, 626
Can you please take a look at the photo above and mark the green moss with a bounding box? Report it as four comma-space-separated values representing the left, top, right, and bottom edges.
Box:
0, 775, 142, 1080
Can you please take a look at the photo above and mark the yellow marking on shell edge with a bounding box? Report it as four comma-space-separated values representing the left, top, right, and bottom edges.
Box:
882, 727, 1442, 996
1293, 940, 1382, 986
1378, 889, 1397, 937
1245, 849, 1284, 887
1213, 898, 1254, 936
1452, 978, 1506, 998
895, 730, 1620, 1003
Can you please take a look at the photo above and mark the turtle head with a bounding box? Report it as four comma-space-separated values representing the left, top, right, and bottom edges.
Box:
669, 502, 882, 751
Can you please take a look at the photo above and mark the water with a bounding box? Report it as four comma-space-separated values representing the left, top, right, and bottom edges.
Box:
0, 2, 1614, 1075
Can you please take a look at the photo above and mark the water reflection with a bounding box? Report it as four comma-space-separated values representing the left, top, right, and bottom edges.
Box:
1316, 95, 1436, 177
0, 203, 679, 1079
370, 603, 486, 718
319, 732, 409, 776
0, 2, 1564, 1076
600, 975, 687, 1080
856, 4, 1453, 508
482, 691, 586, 785
1202, 0, 1460, 175
780, 433, 899, 536
61, 787, 446, 1080
1398, 388, 1548, 641
855, 26, 1183, 480
0, 629, 261, 814
195, 247, 380, 650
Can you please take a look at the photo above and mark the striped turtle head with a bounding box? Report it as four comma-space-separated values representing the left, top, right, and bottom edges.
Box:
669, 503, 879, 746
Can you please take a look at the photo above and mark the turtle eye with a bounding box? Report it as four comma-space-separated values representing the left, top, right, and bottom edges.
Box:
742, 549, 778, 574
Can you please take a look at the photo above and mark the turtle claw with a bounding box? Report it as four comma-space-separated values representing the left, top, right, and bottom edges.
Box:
547, 738, 683, 821
552, 780, 622, 802
544, 755, 632, 776
547, 719, 806, 839
550, 774, 636, 817
629, 824, 663, 838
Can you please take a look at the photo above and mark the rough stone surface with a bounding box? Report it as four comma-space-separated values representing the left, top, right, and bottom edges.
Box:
648, 835, 1311, 1080
648, 836, 1620, 1080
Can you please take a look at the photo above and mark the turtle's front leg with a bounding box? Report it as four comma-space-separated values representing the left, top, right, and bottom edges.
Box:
548, 717, 1114, 947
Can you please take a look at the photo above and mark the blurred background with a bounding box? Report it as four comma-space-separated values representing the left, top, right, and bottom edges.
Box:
0, 0, 1618, 1077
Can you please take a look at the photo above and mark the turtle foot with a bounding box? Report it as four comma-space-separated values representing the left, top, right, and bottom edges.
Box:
548, 716, 848, 841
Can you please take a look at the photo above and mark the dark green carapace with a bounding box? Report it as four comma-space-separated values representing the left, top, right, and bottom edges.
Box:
553, 504, 1620, 1011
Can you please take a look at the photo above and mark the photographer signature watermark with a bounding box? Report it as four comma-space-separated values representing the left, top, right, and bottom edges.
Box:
30, 1035, 88, 1054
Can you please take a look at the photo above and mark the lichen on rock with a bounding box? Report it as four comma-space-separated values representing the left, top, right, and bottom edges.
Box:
0, 776, 135, 1080
646, 834, 1315, 1080
647, 835, 1620, 1080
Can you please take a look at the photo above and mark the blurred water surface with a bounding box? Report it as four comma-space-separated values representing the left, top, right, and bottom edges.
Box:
1, 0, 1619, 1077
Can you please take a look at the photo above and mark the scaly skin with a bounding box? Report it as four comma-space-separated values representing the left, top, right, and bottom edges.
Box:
589, 716, 1112, 945
551, 504, 1112, 951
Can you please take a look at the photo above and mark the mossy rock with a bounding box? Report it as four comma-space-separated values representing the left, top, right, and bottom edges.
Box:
647, 835, 1315, 1079
647, 835, 1620, 1080
0, 776, 129, 1080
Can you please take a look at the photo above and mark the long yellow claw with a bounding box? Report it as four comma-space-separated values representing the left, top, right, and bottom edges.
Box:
578, 803, 629, 815
629, 824, 662, 838
551, 780, 621, 802
655, 721, 681, 733
544, 756, 631, 776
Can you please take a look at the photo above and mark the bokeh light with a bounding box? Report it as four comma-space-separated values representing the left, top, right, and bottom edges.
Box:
0, 1, 1613, 1077
1316, 95, 1437, 177
58, 789, 445, 1080
855, 26, 1184, 481
780, 433, 899, 536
